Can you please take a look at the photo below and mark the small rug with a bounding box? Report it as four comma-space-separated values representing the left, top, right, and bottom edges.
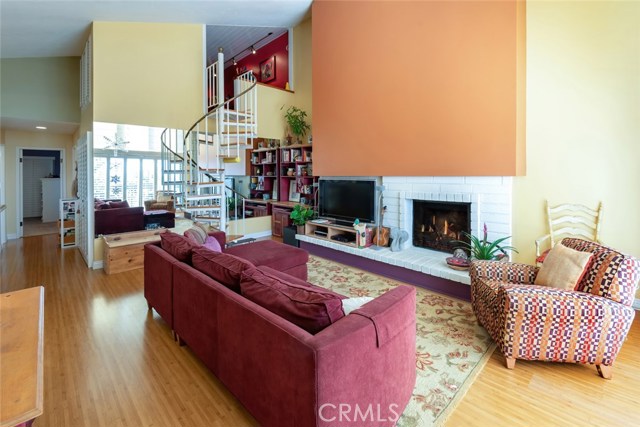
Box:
307, 256, 496, 427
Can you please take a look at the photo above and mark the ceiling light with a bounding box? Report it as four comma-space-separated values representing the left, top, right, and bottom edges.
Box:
36, 126, 47, 130
251, 45, 256, 54
233, 57, 237, 66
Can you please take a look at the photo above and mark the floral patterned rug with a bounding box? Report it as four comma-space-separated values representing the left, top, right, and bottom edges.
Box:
307, 256, 495, 427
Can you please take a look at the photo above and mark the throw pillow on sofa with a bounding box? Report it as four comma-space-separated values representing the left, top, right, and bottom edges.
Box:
534, 243, 593, 290
160, 232, 200, 263
184, 227, 207, 245
240, 266, 346, 334
191, 246, 255, 292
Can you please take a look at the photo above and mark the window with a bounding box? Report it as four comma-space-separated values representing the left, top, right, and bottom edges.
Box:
93, 153, 162, 207
93, 121, 171, 207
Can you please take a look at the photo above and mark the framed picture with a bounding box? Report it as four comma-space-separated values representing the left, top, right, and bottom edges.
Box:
260, 56, 276, 83
289, 180, 300, 202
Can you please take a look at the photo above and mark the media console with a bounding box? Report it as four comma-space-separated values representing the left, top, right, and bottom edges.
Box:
305, 222, 359, 248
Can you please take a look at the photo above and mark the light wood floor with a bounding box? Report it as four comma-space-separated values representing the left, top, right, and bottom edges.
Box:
1, 234, 639, 426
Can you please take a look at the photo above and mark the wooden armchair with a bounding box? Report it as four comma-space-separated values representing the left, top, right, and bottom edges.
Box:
535, 201, 603, 265
144, 191, 175, 212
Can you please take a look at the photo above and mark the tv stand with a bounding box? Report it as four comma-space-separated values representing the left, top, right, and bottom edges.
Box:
304, 222, 358, 248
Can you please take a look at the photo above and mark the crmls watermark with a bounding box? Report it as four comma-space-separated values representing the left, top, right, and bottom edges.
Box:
318, 403, 400, 423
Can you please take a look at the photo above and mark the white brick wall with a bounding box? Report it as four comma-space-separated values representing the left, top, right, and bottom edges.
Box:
382, 176, 513, 249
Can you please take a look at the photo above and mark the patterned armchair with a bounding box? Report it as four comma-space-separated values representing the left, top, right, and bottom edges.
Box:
470, 238, 639, 379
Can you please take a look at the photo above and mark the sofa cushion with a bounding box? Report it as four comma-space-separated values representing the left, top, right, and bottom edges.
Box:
109, 200, 129, 208
240, 266, 346, 334
226, 240, 309, 272
160, 232, 199, 263
192, 246, 255, 292
157, 193, 173, 203
534, 243, 593, 290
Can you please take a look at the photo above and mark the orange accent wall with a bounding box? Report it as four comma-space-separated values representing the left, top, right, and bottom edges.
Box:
312, 0, 526, 176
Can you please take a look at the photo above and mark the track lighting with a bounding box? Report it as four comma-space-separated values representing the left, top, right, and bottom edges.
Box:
223, 32, 275, 66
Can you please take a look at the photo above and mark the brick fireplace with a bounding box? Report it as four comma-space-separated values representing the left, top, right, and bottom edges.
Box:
413, 200, 471, 253
381, 176, 513, 252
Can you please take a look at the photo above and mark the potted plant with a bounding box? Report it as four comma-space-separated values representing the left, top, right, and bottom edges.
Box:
289, 204, 314, 234
284, 106, 311, 144
454, 223, 518, 261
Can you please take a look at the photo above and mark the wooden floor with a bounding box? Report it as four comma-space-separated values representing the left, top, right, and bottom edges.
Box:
1, 234, 639, 426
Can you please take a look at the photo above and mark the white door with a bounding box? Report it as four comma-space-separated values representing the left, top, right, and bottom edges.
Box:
76, 132, 94, 267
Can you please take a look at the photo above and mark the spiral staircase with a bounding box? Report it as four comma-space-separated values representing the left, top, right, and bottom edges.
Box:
160, 49, 257, 231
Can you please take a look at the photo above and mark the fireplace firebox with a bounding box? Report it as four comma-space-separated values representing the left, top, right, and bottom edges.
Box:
413, 201, 471, 253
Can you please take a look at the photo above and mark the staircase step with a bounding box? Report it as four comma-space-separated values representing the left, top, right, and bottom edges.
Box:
198, 167, 224, 172
193, 216, 222, 222
187, 181, 224, 187
185, 194, 222, 201
223, 108, 253, 118
185, 205, 222, 211
163, 180, 183, 185
163, 170, 185, 173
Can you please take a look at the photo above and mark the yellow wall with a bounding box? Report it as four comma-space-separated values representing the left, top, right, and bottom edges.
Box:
227, 216, 272, 236
256, 85, 294, 139
292, 18, 313, 122
513, 1, 640, 270
92, 22, 204, 130
0, 57, 80, 125
3, 130, 76, 236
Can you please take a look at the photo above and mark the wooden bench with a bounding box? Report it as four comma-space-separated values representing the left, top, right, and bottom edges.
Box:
103, 229, 168, 275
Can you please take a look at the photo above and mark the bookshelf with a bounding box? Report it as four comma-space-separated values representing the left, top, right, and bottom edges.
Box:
59, 198, 78, 248
278, 143, 317, 207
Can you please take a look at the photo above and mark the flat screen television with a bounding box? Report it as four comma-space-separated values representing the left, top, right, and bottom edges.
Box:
318, 179, 377, 226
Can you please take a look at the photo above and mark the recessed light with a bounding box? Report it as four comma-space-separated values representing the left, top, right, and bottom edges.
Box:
36, 126, 47, 130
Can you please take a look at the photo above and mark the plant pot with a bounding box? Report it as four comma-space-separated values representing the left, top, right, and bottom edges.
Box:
283, 226, 300, 247
296, 224, 305, 235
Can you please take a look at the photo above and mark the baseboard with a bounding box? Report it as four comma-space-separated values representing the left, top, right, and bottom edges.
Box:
633, 298, 640, 311
92, 260, 104, 270
8, 233, 17, 240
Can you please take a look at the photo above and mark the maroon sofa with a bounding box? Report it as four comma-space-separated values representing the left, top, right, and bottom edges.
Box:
144, 233, 417, 427
94, 206, 145, 236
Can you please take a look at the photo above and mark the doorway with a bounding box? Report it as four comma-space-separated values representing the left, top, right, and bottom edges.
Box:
17, 148, 65, 238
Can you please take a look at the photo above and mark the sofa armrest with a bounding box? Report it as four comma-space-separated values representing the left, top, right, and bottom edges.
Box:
470, 260, 539, 285
166, 200, 175, 211
208, 231, 226, 248
144, 200, 155, 211
310, 286, 416, 425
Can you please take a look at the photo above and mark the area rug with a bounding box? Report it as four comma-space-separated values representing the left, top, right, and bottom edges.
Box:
307, 255, 496, 427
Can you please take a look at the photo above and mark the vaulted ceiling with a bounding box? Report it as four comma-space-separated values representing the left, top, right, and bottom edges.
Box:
0, 0, 311, 59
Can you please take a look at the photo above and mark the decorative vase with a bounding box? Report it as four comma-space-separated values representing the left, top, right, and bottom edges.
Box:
287, 168, 294, 176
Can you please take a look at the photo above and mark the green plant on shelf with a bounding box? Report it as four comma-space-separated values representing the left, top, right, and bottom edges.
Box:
289, 204, 314, 226
284, 106, 311, 142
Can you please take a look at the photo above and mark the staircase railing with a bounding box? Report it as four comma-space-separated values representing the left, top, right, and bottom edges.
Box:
159, 57, 258, 232
225, 185, 248, 222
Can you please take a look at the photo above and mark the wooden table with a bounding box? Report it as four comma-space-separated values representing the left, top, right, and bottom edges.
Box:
0, 286, 44, 427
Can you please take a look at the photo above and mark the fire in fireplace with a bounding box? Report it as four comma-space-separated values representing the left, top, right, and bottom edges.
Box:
413, 201, 471, 253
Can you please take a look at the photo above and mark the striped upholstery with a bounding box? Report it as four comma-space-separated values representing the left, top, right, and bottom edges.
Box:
470, 239, 639, 368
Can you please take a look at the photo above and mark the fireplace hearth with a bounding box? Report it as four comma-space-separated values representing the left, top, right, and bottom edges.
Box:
413, 200, 470, 253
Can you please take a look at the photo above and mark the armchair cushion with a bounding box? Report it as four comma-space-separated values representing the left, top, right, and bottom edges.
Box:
534, 243, 593, 290
561, 238, 640, 306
